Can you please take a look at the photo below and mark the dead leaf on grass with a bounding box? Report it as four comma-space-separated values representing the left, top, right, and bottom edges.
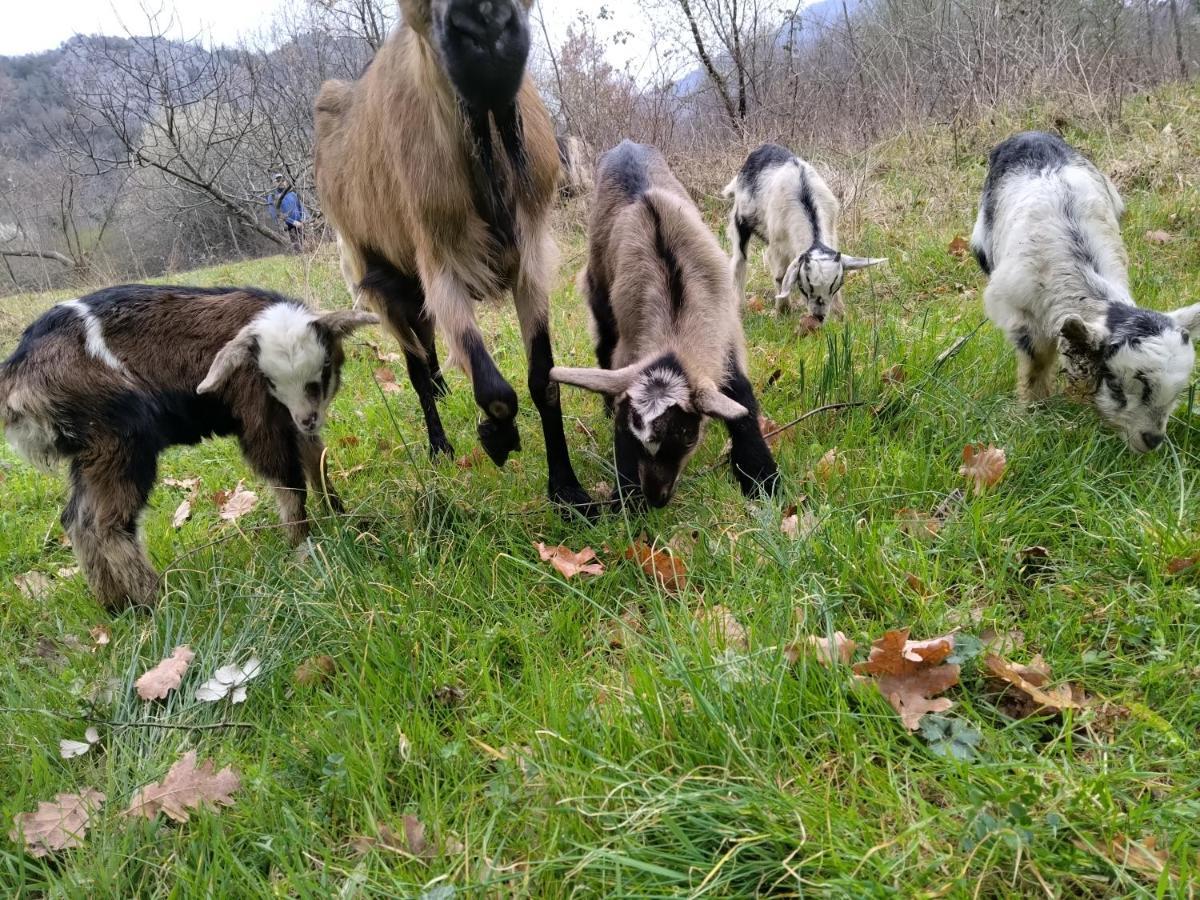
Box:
14, 571, 53, 602
897, 508, 942, 541
959, 444, 1007, 494
1166, 555, 1199, 577
746, 295, 765, 313
787, 631, 857, 667
810, 448, 848, 483
983, 653, 1085, 718
218, 482, 258, 522
89, 625, 111, 648
1144, 230, 1174, 245
534, 542, 605, 579
456, 447, 486, 469
59, 727, 101, 760
10, 789, 105, 857
294, 655, 336, 687
172, 498, 194, 529
1077, 834, 1173, 882
696, 604, 747, 649
338, 435, 360, 448
125, 751, 240, 822
781, 503, 818, 540
163, 477, 200, 491
854, 629, 960, 730
135, 646, 195, 701
374, 367, 403, 395
948, 235, 970, 257
625, 540, 688, 594
195, 657, 263, 704
882, 364, 906, 386
797, 315, 823, 336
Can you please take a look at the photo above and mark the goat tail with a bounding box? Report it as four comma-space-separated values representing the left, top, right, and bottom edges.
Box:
721, 178, 738, 199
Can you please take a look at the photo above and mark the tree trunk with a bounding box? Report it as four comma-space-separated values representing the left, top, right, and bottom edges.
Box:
1169, 0, 1189, 78
676, 0, 741, 129
1, 248, 75, 266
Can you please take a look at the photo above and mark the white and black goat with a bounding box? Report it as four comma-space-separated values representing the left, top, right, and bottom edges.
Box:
552, 141, 779, 507
724, 143, 885, 319
315, 0, 595, 517
971, 131, 1200, 453
0, 285, 376, 609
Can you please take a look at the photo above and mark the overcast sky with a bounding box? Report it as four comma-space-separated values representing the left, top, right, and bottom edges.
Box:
0, 0, 653, 61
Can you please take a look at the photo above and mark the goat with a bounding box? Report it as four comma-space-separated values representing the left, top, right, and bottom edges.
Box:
551, 141, 779, 507
971, 131, 1200, 453
314, 0, 594, 516
0, 285, 376, 609
556, 135, 595, 198
724, 143, 885, 319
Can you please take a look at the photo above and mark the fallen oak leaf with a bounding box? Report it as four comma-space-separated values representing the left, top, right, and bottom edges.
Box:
625, 540, 687, 594
897, 508, 941, 541
983, 653, 1085, 718
854, 629, 960, 730
1144, 230, 1174, 245
374, 367, 403, 395
959, 443, 1006, 494
882, 364, 906, 386
1166, 555, 1199, 577
125, 751, 240, 823
746, 295, 766, 313
948, 235, 970, 257
780, 503, 817, 540
294, 655, 336, 687
787, 631, 857, 666
455, 446, 486, 469
172, 498, 193, 529
9, 789, 105, 857
810, 448, 848, 483
135, 646, 195, 701
1075, 834, 1173, 883
89, 625, 111, 648
218, 482, 258, 522
696, 604, 748, 649
14, 571, 53, 602
534, 542, 605, 579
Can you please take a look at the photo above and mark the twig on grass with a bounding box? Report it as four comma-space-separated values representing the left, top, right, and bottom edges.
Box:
1, 707, 256, 731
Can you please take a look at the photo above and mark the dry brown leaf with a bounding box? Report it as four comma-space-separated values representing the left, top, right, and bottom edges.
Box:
811, 448, 848, 483
1106, 834, 1170, 880
351, 816, 444, 860
294, 655, 336, 687
625, 541, 688, 594
797, 315, 822, 336
757, 414, 794, 448
1166, 555, 1199, 576
337, 435, 360, 448
983, 653, 1085, 718
746, 296, 766, 313
89, 625, 111, 648
218, 482, 258, 522
948, 235, 970, 257
788, 632, 857, 666
959, 444, 1007, 494
125, 751, 240, 822
854, 629, 960, 730
456, 446, 486, 469
897, 508, 941, 541
605, 607, 644, 650
780, 504, 818, 541
374, 367, 403, 395
904, 572, 928, 595
1144, 230, 1174, 244
1017, 545, 1053, 583
163, 477, 200, 491
696, 604, 747, 649
56, 566, 80, 579
135, 645, 195, 701
172, 498, 193, 529
882, 364, 907, 386
15, 571, 53, 602
535, 542, 605, 579
10, 789, 105, 857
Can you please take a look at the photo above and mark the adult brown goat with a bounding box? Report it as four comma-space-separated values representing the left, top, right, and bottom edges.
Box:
314, 0, 593, 516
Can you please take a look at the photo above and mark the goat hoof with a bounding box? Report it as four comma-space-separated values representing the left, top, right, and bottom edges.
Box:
478, 417, 520, 465
430, 436, 456, 459
433, 373, 450, 400
550, 482, 600, 522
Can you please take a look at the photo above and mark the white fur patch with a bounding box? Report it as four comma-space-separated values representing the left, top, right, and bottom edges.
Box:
252, 304, 329, 433
627, 366, 690, 451
59, 299, 129, 376
5, 415, 63, 472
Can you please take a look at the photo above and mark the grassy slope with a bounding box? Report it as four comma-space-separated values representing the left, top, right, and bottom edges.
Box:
2, 86, 1200, 897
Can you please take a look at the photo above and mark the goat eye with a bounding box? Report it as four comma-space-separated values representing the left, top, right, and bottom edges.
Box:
304, 382, 321, 400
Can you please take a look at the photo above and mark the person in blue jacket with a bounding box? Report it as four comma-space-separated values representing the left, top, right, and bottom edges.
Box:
268, 173, 306, 249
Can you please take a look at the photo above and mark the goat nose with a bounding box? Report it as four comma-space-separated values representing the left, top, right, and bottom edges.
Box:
301, 413, 318, 430
1141, 432, 1165, 450
449, 0, 513, 40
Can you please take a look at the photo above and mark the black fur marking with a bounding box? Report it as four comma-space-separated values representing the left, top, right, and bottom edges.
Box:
645, 199, 686, 321
720, 351, 779, 498
3, 304, 78, 368
734, 216, 754, 258
973, 245, 991, 275
797, 167, 823, 244
586, 269, 619, 373
1135, 373, 1154, 405
600, 140, 651, 199
738, 143, 793, 191
1105, 302, 1173, 350
1104, 372, 1127, 408
1060, 194, 1104, 274
461, 101, 519, 252
614, 390, 702, 509
982, 131, 1078, 230
1014, 329, 1036, 357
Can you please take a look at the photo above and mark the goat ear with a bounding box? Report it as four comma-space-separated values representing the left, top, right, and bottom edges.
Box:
321, 309, 379, 337
842, 255, 888, 272
694, 383, 750, 422
1059, 316, 1106, 362
198, 325, 256, 394
776, 258, 801, 301
551, 364, 641, 396
1168, 303, 1200, 336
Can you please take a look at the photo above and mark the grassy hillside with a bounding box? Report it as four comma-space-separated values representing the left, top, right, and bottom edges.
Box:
2, 86, 1200, 896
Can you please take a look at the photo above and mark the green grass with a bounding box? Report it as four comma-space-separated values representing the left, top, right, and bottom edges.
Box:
3, 86, 1200, 897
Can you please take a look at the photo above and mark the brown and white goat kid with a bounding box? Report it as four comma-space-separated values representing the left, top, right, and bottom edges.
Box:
725, 144, 885, 319
552, 141, 780, 507
0, 285, 376, 609
314, 0, 594, 516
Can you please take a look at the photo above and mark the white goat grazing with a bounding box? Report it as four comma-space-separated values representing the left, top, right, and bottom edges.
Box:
971, 131, 1200, 453
724, 143, 885, 319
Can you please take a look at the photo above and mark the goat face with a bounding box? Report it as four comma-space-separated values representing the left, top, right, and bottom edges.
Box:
198, 307, 378, 436
413, 0, 532, 112
552, 355, 749, 507
777, 245, 886, 321
1061, 303, 1200, 453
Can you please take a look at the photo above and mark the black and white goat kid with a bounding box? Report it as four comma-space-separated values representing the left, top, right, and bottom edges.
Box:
0, 285, 376, 609
552, 141, 780, 507
971, 132, 1199, 453
725, 144, 885, 319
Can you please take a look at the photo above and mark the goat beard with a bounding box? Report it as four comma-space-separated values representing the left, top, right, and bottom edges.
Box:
460, 101, 530, 251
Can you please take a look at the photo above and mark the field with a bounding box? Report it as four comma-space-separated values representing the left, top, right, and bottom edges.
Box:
3, 87, 1200, 897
